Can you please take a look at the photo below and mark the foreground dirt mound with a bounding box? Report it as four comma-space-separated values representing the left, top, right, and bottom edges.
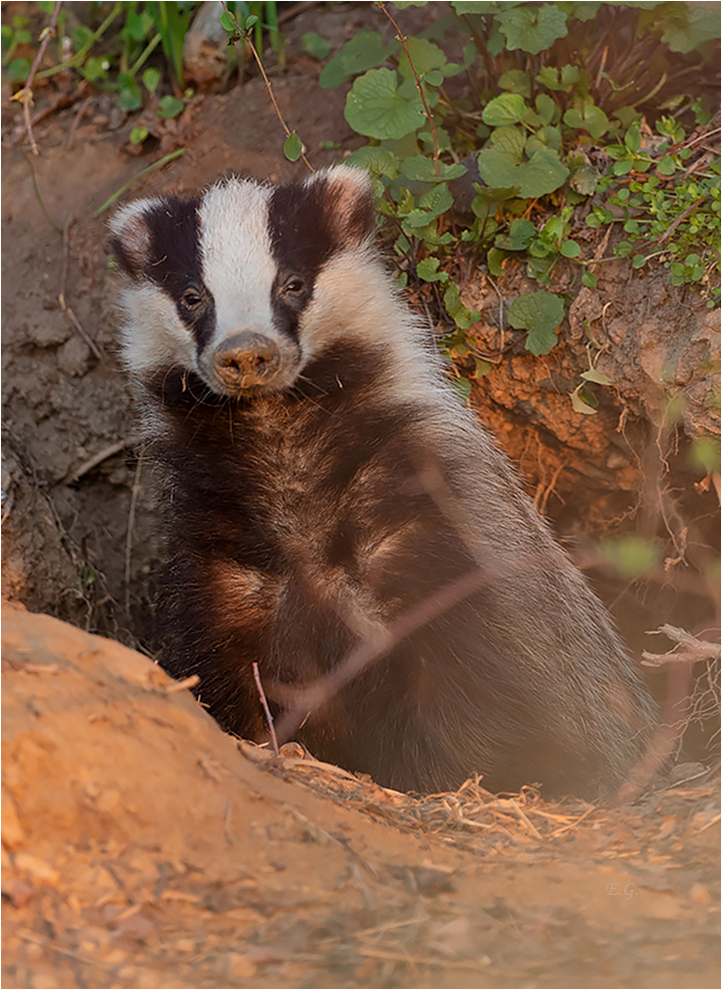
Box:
2, 606, 719, 989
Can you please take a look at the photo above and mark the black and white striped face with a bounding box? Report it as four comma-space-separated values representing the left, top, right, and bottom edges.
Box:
108, 167, 377, 397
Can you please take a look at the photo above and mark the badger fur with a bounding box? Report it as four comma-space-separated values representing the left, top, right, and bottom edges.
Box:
109, 166, 655, 797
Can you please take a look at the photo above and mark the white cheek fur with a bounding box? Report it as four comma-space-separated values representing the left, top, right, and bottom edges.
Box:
118, 282, 197, 376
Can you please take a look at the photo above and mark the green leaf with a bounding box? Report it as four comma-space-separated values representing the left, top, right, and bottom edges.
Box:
472, 185, 520, 216
219, 10, 235, 32
581, 270, 597, 289
498, 69, 531, 98
450, 1, 501, 11
656, 155, 676, 176
560, 239, 581, 258
495, 217, 536, 251
581, 367, 613, 386
487, 247, 507, 277
631, 254, 647, 269
536, 64, 579, 92
525, 125, 561, 155
417, 257, 449, 283
424, 69, 444, 86
498, 4, 568, 54
345, 68, 425, 140
444, 281, 480, 330
625, 123, 641, 153
598, 536, 660, 579
284, 131, 303, 162
399, 37, 447, 79
158, 95, 184, 119
491, 125, 526, 159
319, 31, 399, 89
302, 32, 330, 60
514, 148, 570, 198
535, 93, 556, 125
482, 93, 527, 127
142, 67, 161, 94
507, 290, 565, 355
129, 125, 149, 146
419, 182, 454, 216
477, 147, 569, 198
400, 156, 466, 182
570, 162, 600, 196
346, 145, 400, 178
570, 385, 598, 415
82, 56, 109, 82
661, 4, 722, 54
563, 104, 609, 139
118, 82, 142, 112
473, 358, 492, 378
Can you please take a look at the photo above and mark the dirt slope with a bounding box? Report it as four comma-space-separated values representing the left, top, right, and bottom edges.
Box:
3, 606, 719, 990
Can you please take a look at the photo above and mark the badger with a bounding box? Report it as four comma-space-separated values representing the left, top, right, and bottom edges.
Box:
109, 165, 655, 797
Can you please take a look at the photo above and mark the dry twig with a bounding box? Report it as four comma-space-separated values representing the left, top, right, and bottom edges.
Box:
253, 662, 280, 755
61, 437, 141, 486
59, 218, 102, 359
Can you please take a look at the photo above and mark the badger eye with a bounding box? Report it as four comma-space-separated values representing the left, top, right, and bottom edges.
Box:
283, 276, 306, 296
182, 288, 203, 308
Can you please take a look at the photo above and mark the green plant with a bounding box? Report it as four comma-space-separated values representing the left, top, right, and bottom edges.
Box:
2, 12, 32, 81
220, 3, 309, 167
7, 2, 278, 138
587, 119, 721, 302
311, 0, 719, 401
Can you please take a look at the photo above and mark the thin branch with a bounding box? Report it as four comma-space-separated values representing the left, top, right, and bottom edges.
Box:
61, 437, 141, 486
221, 1, 314, 173
253, 662, 280, 755
270, 566, 492, 745
658, 197, 704, 244
59, 218, 102, 359
12, 0, 63, 155
93, 148, 186, 216
21, 151, 61, 230
683, 126, 721, 151
376, 1, 439, 175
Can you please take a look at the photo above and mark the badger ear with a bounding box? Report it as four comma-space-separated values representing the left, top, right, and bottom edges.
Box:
309, 166, 377, 248
106, 199, 159, 279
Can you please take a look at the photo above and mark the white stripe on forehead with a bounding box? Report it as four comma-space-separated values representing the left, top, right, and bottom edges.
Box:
198, 179, 277, 338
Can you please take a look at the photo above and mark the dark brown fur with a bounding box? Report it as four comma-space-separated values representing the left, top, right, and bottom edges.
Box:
112, 170, 656, 797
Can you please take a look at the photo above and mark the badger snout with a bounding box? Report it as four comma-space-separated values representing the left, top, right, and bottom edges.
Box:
213, 332, 281, 390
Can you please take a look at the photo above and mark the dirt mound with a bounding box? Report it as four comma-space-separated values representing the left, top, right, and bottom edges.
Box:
2, 606, 720, 989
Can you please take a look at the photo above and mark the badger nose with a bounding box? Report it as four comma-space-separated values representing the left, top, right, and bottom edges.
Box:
213, 332, 281, 388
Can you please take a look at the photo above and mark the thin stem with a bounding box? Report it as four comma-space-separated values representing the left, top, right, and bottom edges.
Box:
221, 1, 314, 173
13, 0, 63, 154
35, 2, 123, 80
93, 148, 186, 216
129, 32, 162, 77
253, 662, 280, 756
376, 1, 439, 175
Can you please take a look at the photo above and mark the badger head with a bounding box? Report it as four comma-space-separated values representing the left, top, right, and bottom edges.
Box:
108, 166, 382, 397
